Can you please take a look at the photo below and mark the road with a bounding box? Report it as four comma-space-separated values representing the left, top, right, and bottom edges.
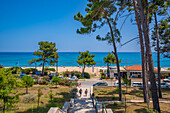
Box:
78, 78, 115, 87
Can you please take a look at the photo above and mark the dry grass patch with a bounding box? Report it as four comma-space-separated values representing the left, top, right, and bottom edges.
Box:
105, 102, 170, 113
0, 85, 72, 113
93, 86, 170, 101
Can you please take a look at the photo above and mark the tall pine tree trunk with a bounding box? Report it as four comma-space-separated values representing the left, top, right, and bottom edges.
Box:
82, 64, 85, 78
26, 86, 28, 94
107, 63, 110, 78
56, 61, 58, 74
107, 18, 122, 101
42, 61, 45, 76
154, 12, 162, 98
35, 63, 37, 70
137, 0, 160, 112
132, 0, 149, 103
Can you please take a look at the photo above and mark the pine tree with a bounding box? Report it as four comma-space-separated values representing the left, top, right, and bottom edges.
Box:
31, 41, 59, 76
0, 68, 21, 113
74, 0, 124, 101
77, 51, 96, 77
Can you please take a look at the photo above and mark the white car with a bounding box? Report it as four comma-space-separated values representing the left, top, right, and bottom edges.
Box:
69, 76, 78, 81
149, 82, 170, 88
114, 81, 124, 86
132, 82, 143, 87
160, 82, 169, 88
163, 77, 170, 82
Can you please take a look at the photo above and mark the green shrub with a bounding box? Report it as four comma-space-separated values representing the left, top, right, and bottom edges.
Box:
43, 76, 50, 81
44, 71, 48, 75
51, 76, 61, 86
100, 72, 106, 79
21, 75, 34, 94
8, 67, 22, 74
71, 71, 75, 77
22, 68, 38, 74
70, 87, 78, 98
112, 96, 117, 100
45, 68, 55, 72
46, 102, 62, 109
76, 74, 82, 79
113, 102, 118, 105
22, 94, 36, 103
65, 71, 70, 77
49, 90, 53, 102
84, 72, 90, 79
39, 80, 49, 85
0, 65, 3, 68
30, 68, 38, 74
53, 98, 65, 102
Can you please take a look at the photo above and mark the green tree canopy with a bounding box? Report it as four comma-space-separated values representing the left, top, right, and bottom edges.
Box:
21, 75, 34, 94
74, 0, 122, 43
28, 59, 39, 69
77, 51, 96, 77
0, 68, 21, 113
30, 41, 59, 75
77, 51, 96, 66
51, 76, 61, 87
103, 53, 121, 78
152, 17, 170, 58
103, 53, 117, 65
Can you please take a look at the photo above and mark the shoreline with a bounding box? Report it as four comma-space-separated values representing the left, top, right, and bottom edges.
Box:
5, 66, 103, 75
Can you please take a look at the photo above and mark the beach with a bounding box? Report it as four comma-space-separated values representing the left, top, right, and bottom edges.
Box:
21, 66, 101, 75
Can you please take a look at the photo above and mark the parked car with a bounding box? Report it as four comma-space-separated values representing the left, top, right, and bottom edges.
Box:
93, 82, 108, 86
69, 76, 78, 81
114, 81, 124, 86
58, 76, 65, 79
160, 82, 169, 88
132, 82, 143, 87
149, 82, 169, 88
163, 77, 170, 82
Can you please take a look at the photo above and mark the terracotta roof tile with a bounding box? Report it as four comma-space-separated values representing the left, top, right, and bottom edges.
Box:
124, 65, 158, 71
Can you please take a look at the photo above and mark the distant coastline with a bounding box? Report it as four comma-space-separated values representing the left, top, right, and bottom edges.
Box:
0, 52, 169, 67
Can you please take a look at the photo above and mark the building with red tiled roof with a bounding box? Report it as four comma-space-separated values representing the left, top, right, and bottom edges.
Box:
124, 65, 158, 71
124, 65, 158, 78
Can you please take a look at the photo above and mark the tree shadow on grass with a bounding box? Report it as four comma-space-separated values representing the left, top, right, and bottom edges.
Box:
96, 96, 119, 101
105, 103, 125, 113
134, 108, 148, 113
128, 89, 143, 98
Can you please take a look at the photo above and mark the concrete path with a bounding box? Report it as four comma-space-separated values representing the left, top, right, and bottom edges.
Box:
102, 100, 170, 103
69, 87, 96, 113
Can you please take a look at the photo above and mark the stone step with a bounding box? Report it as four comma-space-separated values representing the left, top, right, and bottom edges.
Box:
74, 102, 94, 108
71, 107, 96, 113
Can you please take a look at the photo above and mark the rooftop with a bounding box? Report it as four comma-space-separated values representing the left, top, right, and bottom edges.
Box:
124, 65, 158, 71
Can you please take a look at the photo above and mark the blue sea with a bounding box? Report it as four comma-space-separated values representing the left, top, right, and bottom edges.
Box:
0, 52, 169, 67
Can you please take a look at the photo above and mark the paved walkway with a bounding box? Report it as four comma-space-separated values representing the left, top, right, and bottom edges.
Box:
69, 87, 96, 113
102, 100, 170, 103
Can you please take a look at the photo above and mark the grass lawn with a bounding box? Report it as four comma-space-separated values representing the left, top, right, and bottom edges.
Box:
93, 86, 170, 101
0, 85, 72, 113
105, 102, 170, 113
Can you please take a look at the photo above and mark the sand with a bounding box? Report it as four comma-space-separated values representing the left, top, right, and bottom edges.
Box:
21, 66, 102, 76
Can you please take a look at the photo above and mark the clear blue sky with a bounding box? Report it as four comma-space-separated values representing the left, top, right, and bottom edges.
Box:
0, 0, 143, 52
